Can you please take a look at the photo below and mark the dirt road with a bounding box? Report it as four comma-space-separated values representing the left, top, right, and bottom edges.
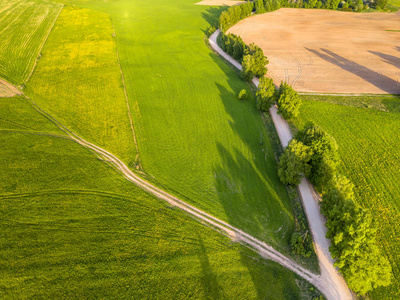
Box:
0, 78, 22, 97
26, 85, 347, 299
210, 29, 353, 300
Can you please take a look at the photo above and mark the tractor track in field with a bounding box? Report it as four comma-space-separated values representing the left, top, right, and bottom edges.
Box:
20, 93, 337, 299
209, 30, 353, 300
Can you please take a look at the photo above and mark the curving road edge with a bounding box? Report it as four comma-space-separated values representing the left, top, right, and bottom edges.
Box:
209, 29, 353, 300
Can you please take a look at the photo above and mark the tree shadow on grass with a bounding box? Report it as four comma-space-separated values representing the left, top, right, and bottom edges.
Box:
306, 48, 400, 95
201, 6, 228, 29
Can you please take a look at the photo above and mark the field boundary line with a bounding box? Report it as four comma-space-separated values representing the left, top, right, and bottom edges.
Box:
24, 3, 64, 85
110, 18, 141, 170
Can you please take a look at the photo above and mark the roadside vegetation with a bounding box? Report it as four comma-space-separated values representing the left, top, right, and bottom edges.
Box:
0, 0, 62, 85
293, 95, 400, 299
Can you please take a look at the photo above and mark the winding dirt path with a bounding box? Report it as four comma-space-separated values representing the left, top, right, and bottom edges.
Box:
24, 91, 341, 298
209, 29, 353, 300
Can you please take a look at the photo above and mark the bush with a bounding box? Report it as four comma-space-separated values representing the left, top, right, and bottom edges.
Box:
206, 26, 216, 37
238, 89, 248, 100
276, 82, 301, 120
290, 232, 312, 257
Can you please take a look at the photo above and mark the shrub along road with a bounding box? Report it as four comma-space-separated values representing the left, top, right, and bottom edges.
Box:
209, 29, 353, 300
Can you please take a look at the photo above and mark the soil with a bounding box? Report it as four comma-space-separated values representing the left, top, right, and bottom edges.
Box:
0, 78, 22, 97
228, 8, 400, 94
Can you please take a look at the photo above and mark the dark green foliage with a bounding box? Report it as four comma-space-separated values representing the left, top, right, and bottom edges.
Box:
295, 122, 339, 192
245, 43, 268, 77
276, 82, 301, 120
290, 232, 312, 257
219, 2, 254, 32
207, 26, 216, 37
241, 54, 255, 82
374, 0, 388, 8
256, 77, 276, 111
278, 139, 312, 185
256, 0, 266, 13
221, 33, 246, 61
321, 190, 393, 295
238, 89, 248, 100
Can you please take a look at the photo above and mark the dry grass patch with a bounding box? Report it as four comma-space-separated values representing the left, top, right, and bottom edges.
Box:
229, 8, 400, 94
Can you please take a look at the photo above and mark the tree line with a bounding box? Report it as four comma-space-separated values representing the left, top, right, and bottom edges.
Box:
220, 33, 268, 80
219, 0, 387, 34
277, 122, 393, 295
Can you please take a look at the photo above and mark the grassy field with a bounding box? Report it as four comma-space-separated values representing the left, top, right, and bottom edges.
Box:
26, 6, 138, 167
55, 0, 297, 255
0, 0, 62, 85
0, 95, 321, 299
294, 95, 400, 300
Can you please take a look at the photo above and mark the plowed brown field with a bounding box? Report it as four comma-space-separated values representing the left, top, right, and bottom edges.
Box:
228, 8, 400, 94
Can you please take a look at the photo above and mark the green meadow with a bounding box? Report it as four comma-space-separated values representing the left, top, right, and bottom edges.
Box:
294, 95, 400, 300
0, 0, 62, 85
26, 6, 137, 167
26, 0, 297, 255
0, 95, 319, 299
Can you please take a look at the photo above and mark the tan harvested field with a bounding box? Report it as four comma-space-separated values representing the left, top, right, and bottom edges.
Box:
228, 8, 400, 94
0, 78, 21, 97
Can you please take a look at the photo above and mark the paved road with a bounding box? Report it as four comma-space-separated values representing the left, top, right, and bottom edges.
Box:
210, 29, 353, 300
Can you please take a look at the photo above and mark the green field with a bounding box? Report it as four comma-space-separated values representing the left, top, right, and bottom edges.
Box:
0, 95, 320, 299
26, 6, 137, 167
0, 0, 62, 85
294, 95, 400, 300
25, 0, 298, 256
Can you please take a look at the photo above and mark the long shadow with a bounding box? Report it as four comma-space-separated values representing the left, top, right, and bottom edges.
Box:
201, 6, 228, 28
196, 234, 222, 299
306, 48, 400, 94
368, 50, 400, 70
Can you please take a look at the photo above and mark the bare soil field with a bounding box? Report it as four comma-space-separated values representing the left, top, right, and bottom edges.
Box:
0, 79, 22, 97
228, 8, 400, 94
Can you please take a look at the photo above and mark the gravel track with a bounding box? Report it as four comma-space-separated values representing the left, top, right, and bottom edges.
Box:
209, 29, 353, 300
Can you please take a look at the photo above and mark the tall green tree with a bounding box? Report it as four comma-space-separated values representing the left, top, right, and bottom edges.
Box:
321, 190, 392, 295
256, 77, 276, 111
278, 139, 312, 185
276, 82, 301, 120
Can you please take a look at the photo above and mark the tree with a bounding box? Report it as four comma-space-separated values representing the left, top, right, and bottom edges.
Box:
321, 190, 393, 295
256, 0, 266, 13
241, 54, 255, 82
276, 82, 301, 120
278, 139, 313, 185
245, 43, 268, 77
256, 77, 276, 111
295, 122, 339, 192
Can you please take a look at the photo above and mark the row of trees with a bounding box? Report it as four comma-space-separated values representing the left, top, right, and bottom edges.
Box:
256, 79, 302, 120
277, 123, 392, 295
220, 33, 269, 81
219, 2, 254, 32
220, 0, 386, 26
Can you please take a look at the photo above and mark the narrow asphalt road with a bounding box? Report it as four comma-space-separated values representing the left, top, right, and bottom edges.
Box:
210, 29, 353, 300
